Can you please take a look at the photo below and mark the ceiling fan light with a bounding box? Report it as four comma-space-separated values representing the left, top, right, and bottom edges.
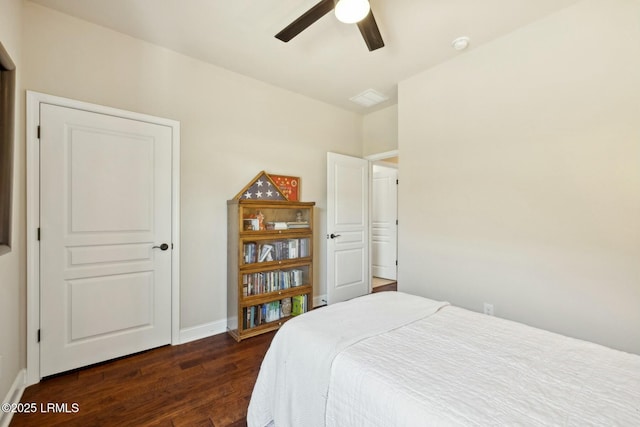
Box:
335, 0, 370, 24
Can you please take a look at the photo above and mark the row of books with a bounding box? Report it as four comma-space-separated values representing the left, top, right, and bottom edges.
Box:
244, 301, 281, 328
244, 239, 310, 264
243, 295, 308, 329
242, 269, 304, 296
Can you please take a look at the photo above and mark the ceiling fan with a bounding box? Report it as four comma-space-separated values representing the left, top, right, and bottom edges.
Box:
275, 0, 385, 52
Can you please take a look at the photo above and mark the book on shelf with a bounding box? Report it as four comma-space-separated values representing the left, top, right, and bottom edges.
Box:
266, 301, 281, 323
244, 242, 257, 264
281, 297, 292, 317
299, 238, 309, 257
265, 221, 287, 230
291, 269, 303, 287
258, 244, 274, 262
287, 239, 298, 258
286, 221, 310, 229
243, 218, 260, 231
291, 294, 307, 316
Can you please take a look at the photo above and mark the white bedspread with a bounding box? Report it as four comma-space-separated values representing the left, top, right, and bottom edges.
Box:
247, 292, 448, 427
248, 292, 640, 426
326, 305, 640, 426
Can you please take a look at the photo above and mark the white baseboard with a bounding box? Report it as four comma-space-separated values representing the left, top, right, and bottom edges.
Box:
314, 294, 327, 307
0, 369, 26, 427
179, 296, 327, 345
179, 319, 227, 344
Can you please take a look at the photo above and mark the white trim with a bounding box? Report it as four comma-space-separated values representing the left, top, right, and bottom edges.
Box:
26, 91, 181, 385
368, 161, 374, 294
170, 108, 181, 346
0, 369, 26, 427
179, 320, 227, 344
313, 294, 327, 308
364, 149, 399, 161
26, 93, 40, 386
178, 294, 329, 344
179, 297, 329, 343
372, 159, 398, 169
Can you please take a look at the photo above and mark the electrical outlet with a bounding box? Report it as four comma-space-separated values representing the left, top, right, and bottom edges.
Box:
483, 303, 494, 316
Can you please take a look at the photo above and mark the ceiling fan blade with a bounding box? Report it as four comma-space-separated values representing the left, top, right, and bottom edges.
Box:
275, 0, 335, 42
357, 10, 385, 51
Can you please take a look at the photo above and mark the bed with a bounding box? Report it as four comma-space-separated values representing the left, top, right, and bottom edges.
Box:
247, 291, 640, 427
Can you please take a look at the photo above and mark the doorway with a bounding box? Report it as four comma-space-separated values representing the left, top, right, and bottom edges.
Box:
367, 151, 398, 292
326, 151, 399, 304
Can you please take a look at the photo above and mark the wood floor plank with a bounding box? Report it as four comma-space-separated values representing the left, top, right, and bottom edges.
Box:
11, 331, 274, 427
371, 282, 397, 293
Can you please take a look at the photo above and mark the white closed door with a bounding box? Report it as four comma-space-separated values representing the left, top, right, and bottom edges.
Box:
327, 152, 369, 304
372, 165, 397, 280
39, 103, 173, 377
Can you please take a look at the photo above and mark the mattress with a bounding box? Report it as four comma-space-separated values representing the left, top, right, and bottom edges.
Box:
248, 292, 640, 426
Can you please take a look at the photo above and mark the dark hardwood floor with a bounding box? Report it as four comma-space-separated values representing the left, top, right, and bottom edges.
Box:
12, 285, 397, 427
11, 332, 275, 427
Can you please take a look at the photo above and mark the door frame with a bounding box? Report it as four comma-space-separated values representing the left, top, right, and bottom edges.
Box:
25, 91, 181, 386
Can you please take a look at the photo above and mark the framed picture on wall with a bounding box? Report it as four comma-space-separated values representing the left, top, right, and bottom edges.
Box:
270, 175, 300, 201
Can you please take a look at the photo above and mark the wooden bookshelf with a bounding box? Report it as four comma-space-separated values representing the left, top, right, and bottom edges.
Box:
227, 199, 315, 341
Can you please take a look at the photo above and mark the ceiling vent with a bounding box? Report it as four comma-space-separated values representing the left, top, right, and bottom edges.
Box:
349, 89, 389, 107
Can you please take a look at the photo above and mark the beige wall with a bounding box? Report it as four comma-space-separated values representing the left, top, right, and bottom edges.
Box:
398, 0, 640, 354
0, 0, 25, 405
362, 104, 398, 156
22, 2, 362, 331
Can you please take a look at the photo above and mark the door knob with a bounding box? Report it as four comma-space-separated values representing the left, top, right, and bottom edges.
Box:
153, 243, 169, 251
329, 233, 341, 239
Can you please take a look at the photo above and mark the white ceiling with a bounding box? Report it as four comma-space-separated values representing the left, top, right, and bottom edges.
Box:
29, 0, 580, 114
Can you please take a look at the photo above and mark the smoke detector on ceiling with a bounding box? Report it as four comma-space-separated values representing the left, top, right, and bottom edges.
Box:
349, 89, 389, 107
451, 36, 470, 51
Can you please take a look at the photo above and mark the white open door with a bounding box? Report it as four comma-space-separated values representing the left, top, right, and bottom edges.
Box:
326, 152, 370, 304
372, 164, 398, 280
39, 103, 173, 377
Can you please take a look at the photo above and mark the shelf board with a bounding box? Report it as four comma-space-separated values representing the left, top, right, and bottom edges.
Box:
240, 228, 312, 237
240, 257, 312, 271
